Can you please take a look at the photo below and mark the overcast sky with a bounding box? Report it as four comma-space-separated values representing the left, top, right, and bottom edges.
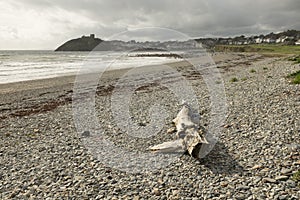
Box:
1, 0, 299, 50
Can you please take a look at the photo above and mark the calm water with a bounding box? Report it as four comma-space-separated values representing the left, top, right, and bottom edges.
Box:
0, 50, 182, 84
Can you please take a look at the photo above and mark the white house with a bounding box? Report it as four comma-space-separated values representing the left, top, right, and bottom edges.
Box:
255, 38, 263, 44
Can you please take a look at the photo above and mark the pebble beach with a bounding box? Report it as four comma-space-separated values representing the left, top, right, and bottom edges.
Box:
0, 53, 299, 199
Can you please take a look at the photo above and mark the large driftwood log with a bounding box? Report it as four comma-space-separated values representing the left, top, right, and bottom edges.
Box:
149, 104, 208, 157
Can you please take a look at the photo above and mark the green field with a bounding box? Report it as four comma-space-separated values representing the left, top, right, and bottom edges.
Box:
215, 44, 300, 55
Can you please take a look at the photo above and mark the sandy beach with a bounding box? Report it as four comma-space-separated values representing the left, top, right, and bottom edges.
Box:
0, 53, 299, 199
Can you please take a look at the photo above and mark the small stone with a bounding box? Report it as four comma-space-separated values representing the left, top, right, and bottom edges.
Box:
283, 161, 292, 166
133, 196, 139, 200
235, 194, 245, 200
220, 181, 228, 187
74, 175, 84, 181
172, 190, 179, 196
251, 164, 263, 170
260, 168, 269, 172
153, 188, 161, 196
33, 129, 40, 133
223, 124, 232, 128
254, 177, 262, 184
281, 168, 293, 175
32, 185, 38, 190
275, 176, 289, 181
167, 127, 176, 134
262, 178, 277, 183
82, 131, 90, 137
138, 121, 147, 126
158, 178, 165, 185
236, 185, 250, 190
60, 186, 66, 190
279, 195, 288, 200
294, 160, 300, 165
286, 180, 296, 187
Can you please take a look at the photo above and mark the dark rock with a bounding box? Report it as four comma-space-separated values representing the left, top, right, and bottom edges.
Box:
286, 180, 296, 188
82, 131, 90, 137
137, 122, 146, 127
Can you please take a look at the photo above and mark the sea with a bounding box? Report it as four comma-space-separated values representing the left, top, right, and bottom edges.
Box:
0, 50, 183, 84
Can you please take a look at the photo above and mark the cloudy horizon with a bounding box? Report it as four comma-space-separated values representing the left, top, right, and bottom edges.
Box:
1, 0, 300, 50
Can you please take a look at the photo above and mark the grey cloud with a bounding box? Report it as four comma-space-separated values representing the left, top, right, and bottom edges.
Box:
18, 0, 300, 35
3, 0, 300, 49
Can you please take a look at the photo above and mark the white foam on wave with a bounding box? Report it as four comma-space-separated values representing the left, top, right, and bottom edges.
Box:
0, 51, 183, 84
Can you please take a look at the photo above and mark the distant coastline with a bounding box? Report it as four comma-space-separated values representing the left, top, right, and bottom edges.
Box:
55, 30, 300, 51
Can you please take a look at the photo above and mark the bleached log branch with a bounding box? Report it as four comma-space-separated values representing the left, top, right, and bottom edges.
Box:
149, 104, 208, 157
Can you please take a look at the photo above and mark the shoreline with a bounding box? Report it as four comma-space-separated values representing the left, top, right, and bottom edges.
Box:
0, 66, 136, 94
0, 52, 261, 94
